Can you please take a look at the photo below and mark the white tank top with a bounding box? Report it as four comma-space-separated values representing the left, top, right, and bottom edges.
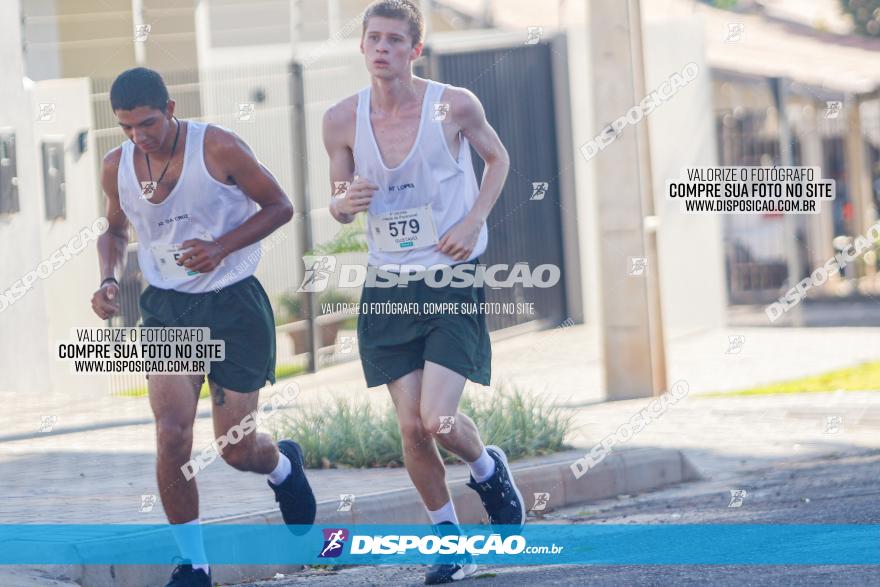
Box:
117, 120, 260, 293
354, 79, 488, 268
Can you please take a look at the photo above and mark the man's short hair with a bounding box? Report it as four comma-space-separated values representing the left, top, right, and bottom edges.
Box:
362, 0, 425, 47
109, 67, 169, 112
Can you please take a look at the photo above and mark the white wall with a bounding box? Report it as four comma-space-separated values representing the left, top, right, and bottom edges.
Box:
0, 0, 52, 394
643, 17, 727, 333
0, 6, 108, 396
21, 0, 63, 81
31, 78, 107, 394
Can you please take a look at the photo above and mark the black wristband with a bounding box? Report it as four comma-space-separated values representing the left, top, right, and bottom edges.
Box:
100, 277, 119, 289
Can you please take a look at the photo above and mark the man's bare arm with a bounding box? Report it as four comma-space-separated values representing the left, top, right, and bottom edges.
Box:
177, 127, 294, 273
452, 87, 509, 224
322, 101, 377, 224
98, 149, 129, 282
92, 148, 129, 319
437, 88, 510, 261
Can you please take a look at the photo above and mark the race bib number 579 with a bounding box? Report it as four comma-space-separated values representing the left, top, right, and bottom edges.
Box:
370, 205, 439, 252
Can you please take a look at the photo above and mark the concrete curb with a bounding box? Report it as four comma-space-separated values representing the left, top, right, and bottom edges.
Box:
23, 447, 699, 587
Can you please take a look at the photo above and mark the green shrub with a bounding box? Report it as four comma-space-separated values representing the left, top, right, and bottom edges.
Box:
273, 383, 573, 468
277, 290, 358, 323
277, 293, 304, 322
309, 220, 369, 256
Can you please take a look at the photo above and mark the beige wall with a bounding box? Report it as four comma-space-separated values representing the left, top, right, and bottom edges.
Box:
22, 0, 198, 82
562, 22, 601, 326
141, 0, 199, 73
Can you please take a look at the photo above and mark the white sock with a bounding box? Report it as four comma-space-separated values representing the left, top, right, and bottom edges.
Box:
468, 447, 496, 483
268, 452, 292, 485
426, 500, 459, 526
170, 518, 209, 573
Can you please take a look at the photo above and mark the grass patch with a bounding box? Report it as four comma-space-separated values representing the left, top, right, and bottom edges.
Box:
114, 383, 211, 399
273, 383, 573, 469
275, 363, 306, 381
705, 360, 880, 397
113, 385, 149, 398
113, 363, 306, 398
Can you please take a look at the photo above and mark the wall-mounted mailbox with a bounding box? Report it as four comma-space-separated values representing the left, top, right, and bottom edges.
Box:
42, 138, 66, 220
0, 131, 18, 215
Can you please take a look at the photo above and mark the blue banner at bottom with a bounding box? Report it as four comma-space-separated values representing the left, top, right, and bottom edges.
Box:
1, 524, 878, 565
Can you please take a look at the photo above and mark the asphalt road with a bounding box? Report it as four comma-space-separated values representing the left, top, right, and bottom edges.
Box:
232, 449, 880, 586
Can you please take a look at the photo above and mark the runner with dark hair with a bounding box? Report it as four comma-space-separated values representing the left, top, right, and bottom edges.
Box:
93, 66, 316, 587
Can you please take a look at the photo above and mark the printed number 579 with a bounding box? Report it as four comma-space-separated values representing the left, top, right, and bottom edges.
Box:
388, 219, 420, 237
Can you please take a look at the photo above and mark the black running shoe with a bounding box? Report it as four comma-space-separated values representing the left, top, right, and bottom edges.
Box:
267, 439, 316, 534
424, 522, 477, 585
165, 561, 211, 587
465, 445, 525, 530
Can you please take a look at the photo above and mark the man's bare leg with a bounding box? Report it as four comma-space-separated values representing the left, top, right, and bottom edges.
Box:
419, 361, 525, 530
208, 382, 278, 474
387, 369, 451, 510
148, 373, 203, 523
208, 381, 316, 530
149, 373, 212, 580
418, 361, 483, 462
